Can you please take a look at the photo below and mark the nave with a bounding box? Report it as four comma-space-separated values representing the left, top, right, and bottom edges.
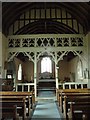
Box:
1, 87, 90, 120
1, 2, 90, 120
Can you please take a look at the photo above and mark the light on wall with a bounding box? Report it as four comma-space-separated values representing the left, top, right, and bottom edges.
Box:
56, 65, 59, 69
84, 68, 89, 79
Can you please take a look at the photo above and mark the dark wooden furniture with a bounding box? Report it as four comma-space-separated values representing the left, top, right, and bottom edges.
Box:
0, 91, 35, 119
0, 96, 26, 120
56, 88, 90, 120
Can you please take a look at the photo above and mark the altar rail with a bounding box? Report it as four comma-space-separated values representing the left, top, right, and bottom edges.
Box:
15, 83, 35, 92
58, 82, 88, 89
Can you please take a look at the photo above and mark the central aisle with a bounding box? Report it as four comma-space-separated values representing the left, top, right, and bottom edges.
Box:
31, 90, 63, 120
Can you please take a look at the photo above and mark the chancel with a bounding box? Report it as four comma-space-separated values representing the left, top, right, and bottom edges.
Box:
0, 2, 90, 120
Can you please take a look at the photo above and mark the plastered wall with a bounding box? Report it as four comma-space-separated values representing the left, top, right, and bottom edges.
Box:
0, 33, 7, 78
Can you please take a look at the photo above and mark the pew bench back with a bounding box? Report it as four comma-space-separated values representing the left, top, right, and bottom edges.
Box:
63, 95, 90, 119
0, 95, 26, 119
69, 100, 90, 120
0, 91, 35, 119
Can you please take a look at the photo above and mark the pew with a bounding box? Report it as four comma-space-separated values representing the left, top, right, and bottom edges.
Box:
0, 91, 35, 119
60, 92, 90, 113
69, 101, 90, 120
0, 91, 35, 114
0, 96, 26, 119
56, 88, 90, 108
63, 95, 90, 120
0, 105, 17, 120
57, 88, 90, 100
56, 88, 90, 119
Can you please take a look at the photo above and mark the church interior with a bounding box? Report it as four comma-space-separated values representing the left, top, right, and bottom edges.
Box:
0, 2, 90, 120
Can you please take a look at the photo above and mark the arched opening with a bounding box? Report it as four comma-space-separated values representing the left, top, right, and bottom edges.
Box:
18, 64, 22, 80
58, 51, 77, 83
39, 56, 53, 79
37, 56, 56, 97
41, 57, 52, 73
77, 59, 83, 80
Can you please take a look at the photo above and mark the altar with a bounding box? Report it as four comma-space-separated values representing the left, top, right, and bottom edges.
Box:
37, 78, 56, 90
39, 72, 53, 79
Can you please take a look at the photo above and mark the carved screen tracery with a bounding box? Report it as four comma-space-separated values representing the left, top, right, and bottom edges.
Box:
8, 35, 84, 48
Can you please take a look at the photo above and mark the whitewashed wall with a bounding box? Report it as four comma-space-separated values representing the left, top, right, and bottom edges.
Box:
87, 32, 90, 88
0, 33, 8, 78
0, 32, 2, 78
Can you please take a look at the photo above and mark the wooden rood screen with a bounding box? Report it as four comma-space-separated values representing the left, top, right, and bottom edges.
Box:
0, 91, 35, 120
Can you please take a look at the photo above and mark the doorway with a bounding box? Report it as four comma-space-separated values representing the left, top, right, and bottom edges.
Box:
37, 57, 56, 97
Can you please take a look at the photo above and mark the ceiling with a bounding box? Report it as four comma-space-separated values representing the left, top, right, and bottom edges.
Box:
2, 2, 90, 62
2, 2, 90, 36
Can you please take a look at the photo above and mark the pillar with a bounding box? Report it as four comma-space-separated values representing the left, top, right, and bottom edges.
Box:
55, 63, 59, 89
34, 52, 37, 98
55, 52, 59, 89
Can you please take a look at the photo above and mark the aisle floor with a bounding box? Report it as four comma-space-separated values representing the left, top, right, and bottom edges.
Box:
31, 90, 64, 120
